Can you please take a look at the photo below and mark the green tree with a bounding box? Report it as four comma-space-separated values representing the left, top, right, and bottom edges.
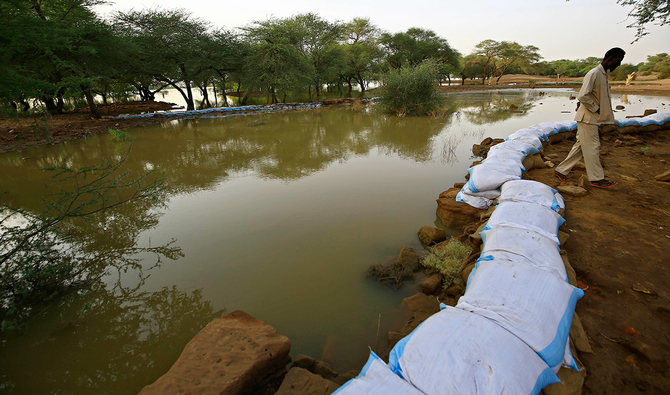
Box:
472, 39, 541, 84
380, 28, 460, 71
341, 18, 384, 97
618, 0, 670, 41
114, 8, 212, 111
378, 60, 445, 116
639, 53, 670, 78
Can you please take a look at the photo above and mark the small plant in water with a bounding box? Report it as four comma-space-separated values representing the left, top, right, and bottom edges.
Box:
108, 129, 135, 141
640, 146, 650, 154
528, 79, 537, 88
421, 240, 472, 289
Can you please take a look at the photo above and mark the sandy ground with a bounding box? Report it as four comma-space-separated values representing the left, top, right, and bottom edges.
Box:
527, 129, 670, 394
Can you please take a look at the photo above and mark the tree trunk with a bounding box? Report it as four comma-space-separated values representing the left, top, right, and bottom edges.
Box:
56, 97, 64, 114
308, 86, 312, 101
447, 75, 451, 85
241, 91, 249, 105
461, 75, 466, 85
82, 85, 101, 119
199, 83, 211, 109
20, 100, 30, 112
43, 97, 57, 113
282, 93, 287, 103
355, 73, 366, 98
346, 77, 353, 98
213, 83, 218, 107
220, 77, 228, 107
185, 82, 195, 110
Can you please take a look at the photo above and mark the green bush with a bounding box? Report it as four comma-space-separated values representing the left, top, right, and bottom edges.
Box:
422, 240, 472, 288
378, 60, 445, 116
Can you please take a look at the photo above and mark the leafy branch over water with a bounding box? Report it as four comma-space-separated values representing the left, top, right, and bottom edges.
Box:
0, 148, 183, 330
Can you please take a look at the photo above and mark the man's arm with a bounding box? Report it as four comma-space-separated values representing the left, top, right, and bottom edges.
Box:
577, 70, 599, 113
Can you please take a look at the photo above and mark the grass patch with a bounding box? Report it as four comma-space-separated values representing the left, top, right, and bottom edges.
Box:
422, 240, 472, 288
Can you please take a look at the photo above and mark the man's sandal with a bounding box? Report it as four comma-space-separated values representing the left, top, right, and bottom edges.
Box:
590, 179, 618, 188
554, 171, 570, 182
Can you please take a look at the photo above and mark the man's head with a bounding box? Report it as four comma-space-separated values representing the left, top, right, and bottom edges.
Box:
601, 47, 626, 72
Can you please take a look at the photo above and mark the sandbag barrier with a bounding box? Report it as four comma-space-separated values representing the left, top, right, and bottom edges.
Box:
106, 97, 380, 120
334, 113, 670, 395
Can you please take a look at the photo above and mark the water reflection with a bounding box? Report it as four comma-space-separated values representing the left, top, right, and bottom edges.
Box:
0, 284, 223, 394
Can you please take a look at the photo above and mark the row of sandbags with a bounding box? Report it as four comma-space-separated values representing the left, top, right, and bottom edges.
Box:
335, 180, 580, 394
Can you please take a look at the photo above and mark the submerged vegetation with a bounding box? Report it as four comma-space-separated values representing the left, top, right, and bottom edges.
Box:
378, 61, 445, 116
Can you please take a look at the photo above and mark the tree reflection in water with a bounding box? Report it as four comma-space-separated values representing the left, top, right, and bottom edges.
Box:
0, 283, 223, 394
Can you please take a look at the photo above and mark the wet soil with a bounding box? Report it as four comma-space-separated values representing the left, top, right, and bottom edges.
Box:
528, 129, 670, 394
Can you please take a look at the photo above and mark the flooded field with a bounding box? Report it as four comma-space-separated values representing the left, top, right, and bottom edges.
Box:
1, 89, 667, 394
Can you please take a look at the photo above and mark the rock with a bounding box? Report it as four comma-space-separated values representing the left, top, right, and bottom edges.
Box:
616, 105, 625, 110
336, 370, 357, 386
275, 367, 339, 395
481, 137, 493, 146
614, 139, 623, 147
417, 226, 448, 245
436, 188, 486, 228
445, 284, 464, 297
388, 331, 405, 348
577, 174, 590, 190
654, 170, 670, 181
421, 274, 443, 295
398, 246, 420, 271
509, 104, 518, 111
570, 313, 593, 354
623, 339, 668, 370
560, 251, 577, 287
573, 161, 586, 171
643, 109, 657, 116
453, 182, 466, 188
472, 143, 488, 157
400, 293, 440, 315
139, 310, 291, 395
291, 355, 338, 382
461, 263, 476, 284
557, 185, 588, 197
545, 161, 555, 168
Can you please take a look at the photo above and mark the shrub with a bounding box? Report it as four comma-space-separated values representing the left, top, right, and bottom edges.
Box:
378, 60, 445, 116
422, 240, 472, 288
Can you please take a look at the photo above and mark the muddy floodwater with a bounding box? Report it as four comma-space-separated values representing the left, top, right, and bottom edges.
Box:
0, 90, 667, 394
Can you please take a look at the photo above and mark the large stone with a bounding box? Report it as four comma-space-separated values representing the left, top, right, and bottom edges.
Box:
291, 355, 338, 382
436, 188, 485, 228
138, 310, 291, 395
417, 226, 448, 245
398, 246, 420, 271
557, 185, 588, 197
421, 273, 443, 295
275, 367, 339, 395
400, 293, 440, 315
655, 169, 670, 181
577, 174, 590, 190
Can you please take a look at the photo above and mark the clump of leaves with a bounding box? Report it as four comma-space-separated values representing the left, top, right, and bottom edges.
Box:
422, 240, 472, 289
377, 60, 445, 116
366, 261, 414, 290
641, 146, 650, 153
109, 129, 135, 141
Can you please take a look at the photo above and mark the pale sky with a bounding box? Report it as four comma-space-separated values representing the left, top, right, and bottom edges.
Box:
95, 0, 669, 65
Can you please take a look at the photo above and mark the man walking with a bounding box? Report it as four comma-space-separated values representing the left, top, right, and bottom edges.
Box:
554, 47, 625, 188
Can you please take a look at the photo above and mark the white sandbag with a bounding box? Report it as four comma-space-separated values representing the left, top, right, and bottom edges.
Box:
480, 227, 567, 280
490, 139, 542, 153
457, 259, 584, 372
505, 130, 545, 146
553, 120, 577, 132
388, 307, 560, 395
482, 156, 526, 171
465, 163, 522, 193
332, 352, 425, 395
499, 180, 565, 212
533, 122, 559, 136
485, 201, 565, 243
486, 147, 528, 164
456, 190, 494, 209
644, 112, 670, 125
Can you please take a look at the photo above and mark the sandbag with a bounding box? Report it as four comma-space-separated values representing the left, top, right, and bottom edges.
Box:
465, 162, 523, 193
332, 352, 424, 395
388, 307, 560, 395
457, 259, 584, 372
479, 227, 567, 280
553, 120, 577, 132
456, 189, 494, 209
486, 147, 527, 163
499, 180, 565, 213
485, 201, 565, 243
491, 139, 542, 153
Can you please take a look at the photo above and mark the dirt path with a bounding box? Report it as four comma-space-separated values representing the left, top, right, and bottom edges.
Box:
527, 129, 670, 394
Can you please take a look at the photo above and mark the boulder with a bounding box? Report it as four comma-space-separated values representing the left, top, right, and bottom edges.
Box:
557, 185, 588, 197
655, 170, 670, 181
417, 226, 448, 245
291, 355, 339, 382
400, 293, 440, 316
275, 367, 339, 395
420, 274, 443, 295
139, 310, 291, 395
436, 188, 486, 228
398, 246, 420, 271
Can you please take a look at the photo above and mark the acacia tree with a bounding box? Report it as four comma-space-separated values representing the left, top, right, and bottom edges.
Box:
471, 39, 541, 84
340, 18, 384, 97
114, 8, 211, 111
618, 0, 670, 41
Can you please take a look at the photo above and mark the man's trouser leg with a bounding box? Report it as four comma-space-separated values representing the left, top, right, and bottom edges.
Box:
578, 122, 604, 181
